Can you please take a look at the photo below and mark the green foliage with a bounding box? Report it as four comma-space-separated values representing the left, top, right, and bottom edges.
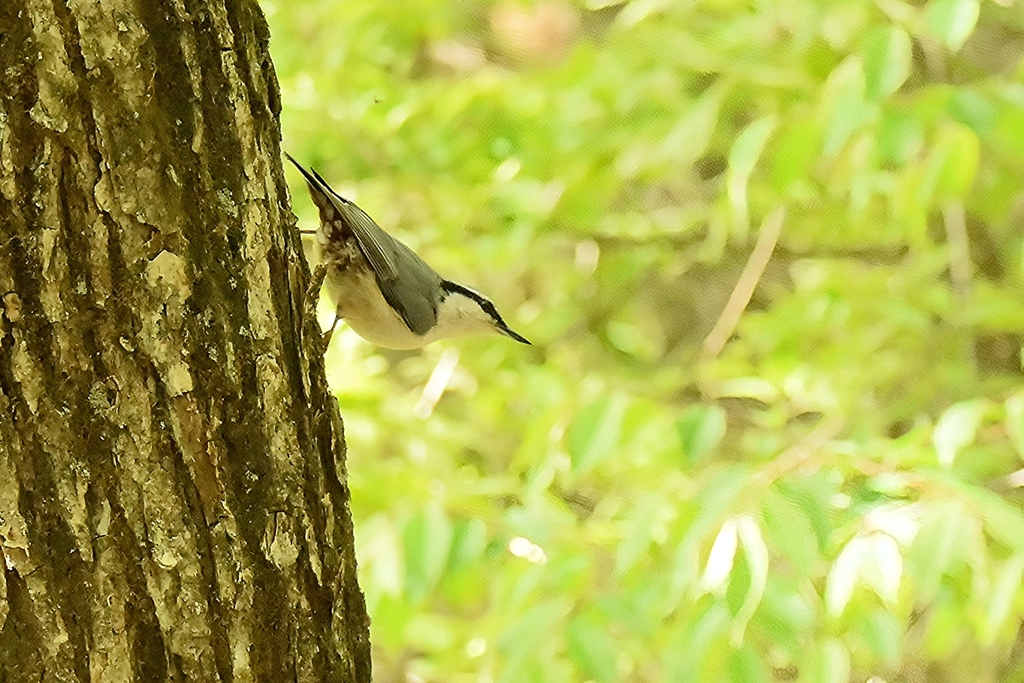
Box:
266, 0, 1024, 680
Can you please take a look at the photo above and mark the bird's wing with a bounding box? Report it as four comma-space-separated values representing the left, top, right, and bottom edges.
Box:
286, 154, 442, 335
331, 198, 443, 336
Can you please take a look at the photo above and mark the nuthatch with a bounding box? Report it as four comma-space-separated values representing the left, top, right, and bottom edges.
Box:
286, 154, 531, 350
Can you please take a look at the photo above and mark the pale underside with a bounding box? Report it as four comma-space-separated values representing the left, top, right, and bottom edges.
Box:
320, 240, 499, 350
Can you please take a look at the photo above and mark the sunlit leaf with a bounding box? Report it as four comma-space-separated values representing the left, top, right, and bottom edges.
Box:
821, 57, 872, 156
825, 534, 902, 618
932, 399, 985, 467
920, 124, 980, 203
671, 467, 750, 602
701, 519, 739, 594
982, 556, 1024, 644
907, 501, 980, 603
928, 0, 980, 51
862, 26, 912, 100
727, 115, 778, 234
732, 516, 769, 644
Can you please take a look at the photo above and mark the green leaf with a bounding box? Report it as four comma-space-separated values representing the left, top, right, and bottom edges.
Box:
447, 518, 487, 573
821, 57, 872, 156
567, 393, 631, 475
677, 404, 727, 466
908, 501, 980, 603
615, 493, 663, 575
659, 85, 724, 167
769, 115, 822, 192
856, 610, 902, 665
921, 123, 981, 202
862, 26, 912, 100
663, 605, 731, 683
671, 467, 751, 602
932, 399, 985, 467
566, 615, 618, 683
928, 0, 980, 51
403, 503, 454, 602
967, 487, 1024, 554
700, 519, 738, 593
762, 490, 820, 574
982, 556, 1024, 643
732, 516, 769, 644
802, 639, 851, 683
727, 115, 778, 234
728, 645, 769, 683
825, 534, 902, 617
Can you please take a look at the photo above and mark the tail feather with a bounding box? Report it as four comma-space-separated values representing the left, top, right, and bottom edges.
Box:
284, 152, 348, 240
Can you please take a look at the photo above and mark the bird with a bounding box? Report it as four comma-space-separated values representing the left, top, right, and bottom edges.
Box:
285, 153, 531, 350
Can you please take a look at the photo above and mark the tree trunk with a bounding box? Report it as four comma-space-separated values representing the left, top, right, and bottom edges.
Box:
0, 1, 370, 681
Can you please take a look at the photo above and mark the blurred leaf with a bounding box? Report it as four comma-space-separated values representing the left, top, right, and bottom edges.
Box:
727, 115, 778, 234
359, 513, 404, 608
672, 467, 751, 601
821, 57, 872, 156
664, 604, 731, 683
982, 556, 1024, 644
567, 393, 631, 476
659, 85, 724, 168
862, 26, 912, 100
855, 609, 902, 665
932, 399, 985, 467
732, 516, 769, 644
728, 645, 769, 683
921, 123, 980, 203
404, 503, 454, 602
800, 638, 851, 683
566, 615, 618, 683
770, 114, 822, 192
615, 493, 665, 576
701, 519, 739, 594
447, 518, 487, 573
677, 404, 728, 466
907, 501, 979, 603
497, 600, 571, 683
762, 490, 820, 574
825, 534, 902, 618
967, 487, 1024, 554
927, 0, 980, 51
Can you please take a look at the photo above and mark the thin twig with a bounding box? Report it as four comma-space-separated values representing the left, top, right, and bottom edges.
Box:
756, 415, 845, 484
702, 207, 785, 359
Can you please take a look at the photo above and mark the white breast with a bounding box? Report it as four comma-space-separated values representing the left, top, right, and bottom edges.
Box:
323, 265, 432, 349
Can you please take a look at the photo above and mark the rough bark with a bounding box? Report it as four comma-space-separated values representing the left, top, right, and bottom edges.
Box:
0, 1, 371, 681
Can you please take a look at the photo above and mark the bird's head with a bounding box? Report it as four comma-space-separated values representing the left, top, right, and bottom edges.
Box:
435, 281, 531, 344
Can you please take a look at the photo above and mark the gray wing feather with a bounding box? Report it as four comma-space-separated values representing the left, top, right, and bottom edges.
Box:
333, 201, 443, 336
286, 155, 442, 335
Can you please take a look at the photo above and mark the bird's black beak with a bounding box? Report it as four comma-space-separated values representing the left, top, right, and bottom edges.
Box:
500, 325, 531, 345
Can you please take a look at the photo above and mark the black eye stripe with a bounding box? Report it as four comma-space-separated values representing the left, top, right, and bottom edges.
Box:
441, 280, 507, 326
